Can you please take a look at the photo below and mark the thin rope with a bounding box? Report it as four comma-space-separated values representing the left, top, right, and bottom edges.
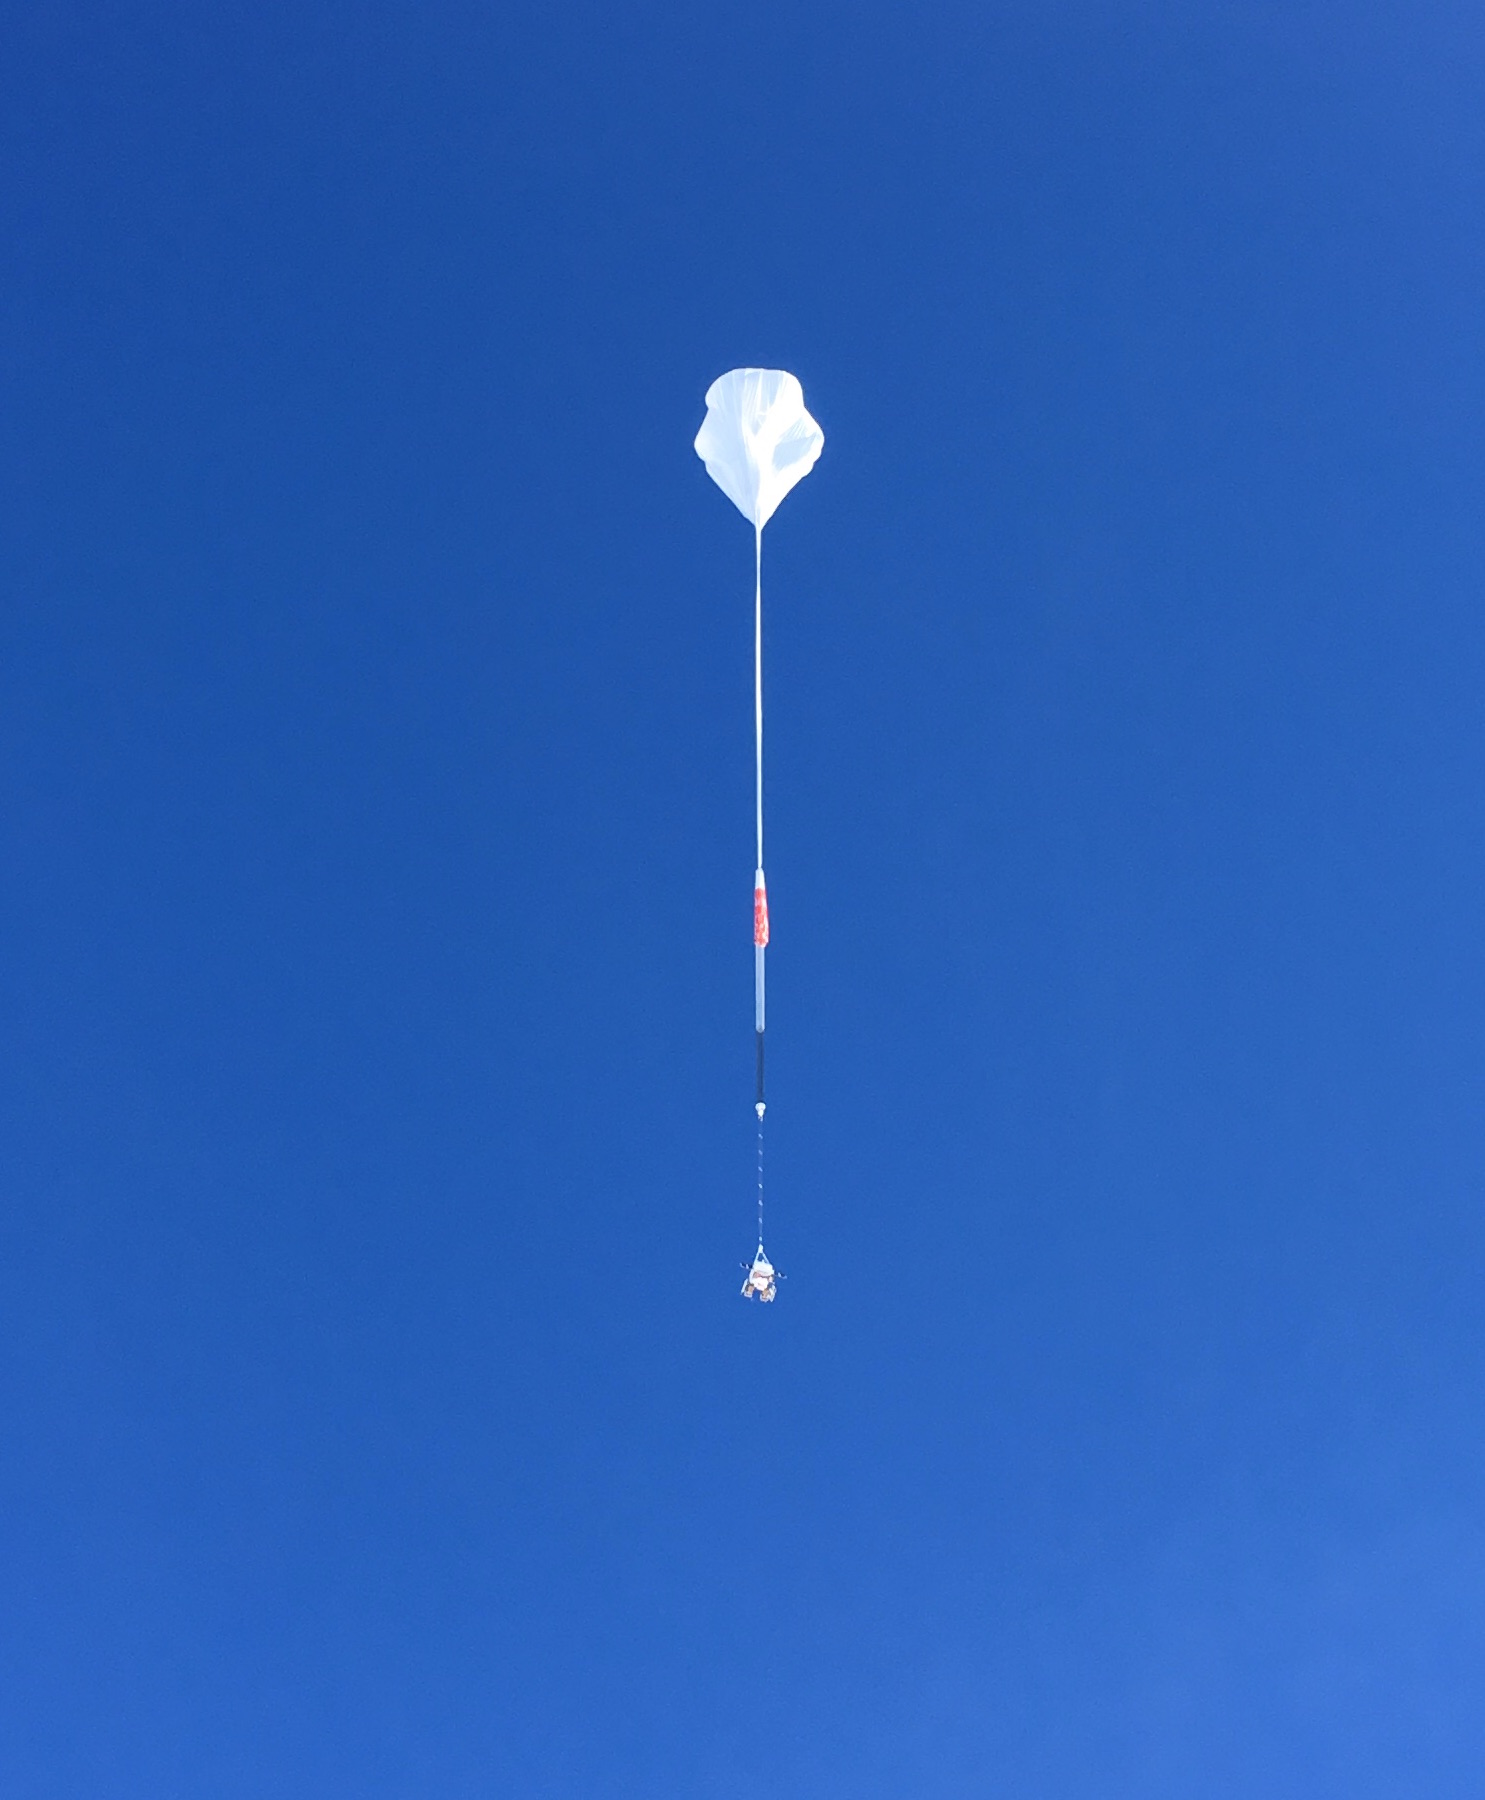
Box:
757, 1114, 765, 1249
755, 522, 765, 1253
754, 524, 763, 870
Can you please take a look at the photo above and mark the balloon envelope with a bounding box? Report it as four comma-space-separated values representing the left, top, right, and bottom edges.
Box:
694, 369, 824, 529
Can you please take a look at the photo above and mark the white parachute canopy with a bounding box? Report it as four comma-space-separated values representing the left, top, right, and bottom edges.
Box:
694, 369, 824, 529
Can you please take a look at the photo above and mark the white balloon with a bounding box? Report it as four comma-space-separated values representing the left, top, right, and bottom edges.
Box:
694, 368, 824, 530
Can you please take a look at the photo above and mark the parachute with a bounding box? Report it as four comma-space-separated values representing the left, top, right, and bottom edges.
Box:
694, 369, 825, 1298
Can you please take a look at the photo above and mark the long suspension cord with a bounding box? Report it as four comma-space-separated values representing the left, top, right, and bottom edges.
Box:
755, 524, 763, 871
757, 1114, 765, 1247
753, 523, 768, 1251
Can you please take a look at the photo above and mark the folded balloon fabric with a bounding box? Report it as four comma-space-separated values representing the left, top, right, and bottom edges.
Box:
694, 369, 824, 530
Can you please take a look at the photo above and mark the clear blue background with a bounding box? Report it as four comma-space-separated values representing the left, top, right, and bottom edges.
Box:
3, 2, 1484, 1793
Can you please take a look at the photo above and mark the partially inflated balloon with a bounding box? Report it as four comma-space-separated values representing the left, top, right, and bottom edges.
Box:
694, 369, 824, 529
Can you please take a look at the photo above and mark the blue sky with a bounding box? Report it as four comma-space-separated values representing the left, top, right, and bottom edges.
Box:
4, 1, 1485, 1793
